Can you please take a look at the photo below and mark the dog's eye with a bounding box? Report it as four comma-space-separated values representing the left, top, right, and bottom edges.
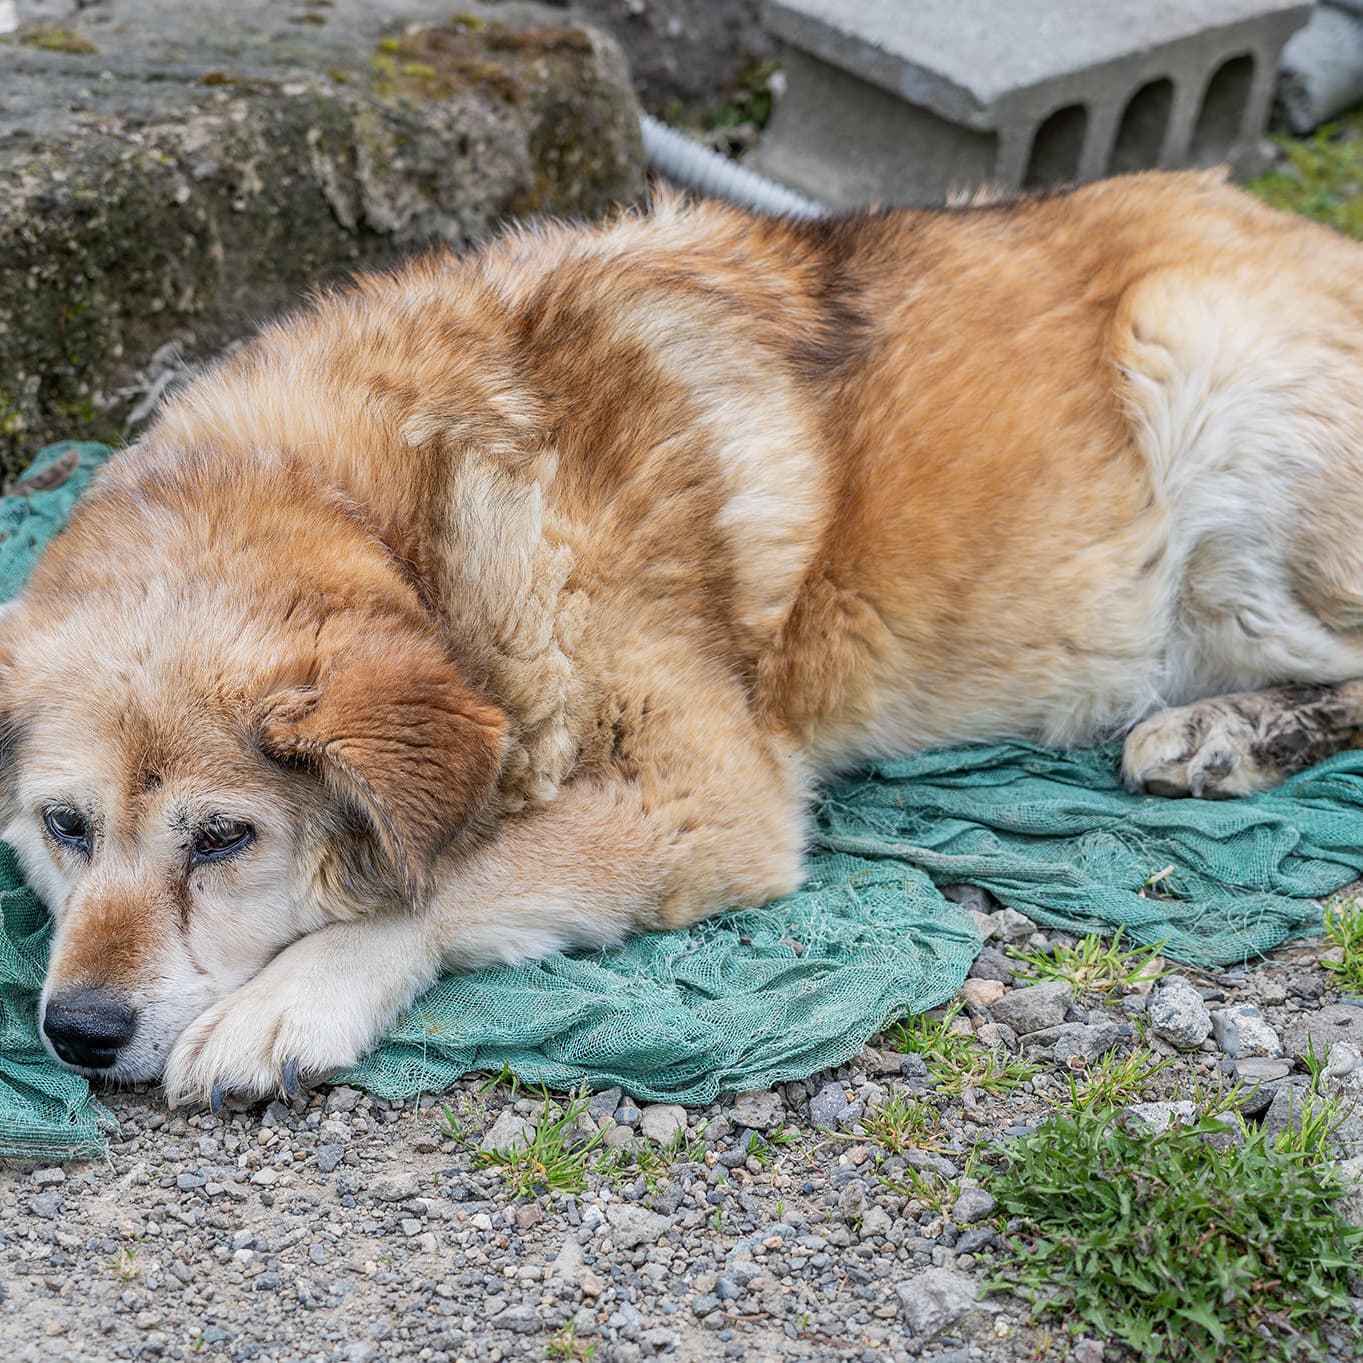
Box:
43, 805, 90, 853
192, 819, 254, 866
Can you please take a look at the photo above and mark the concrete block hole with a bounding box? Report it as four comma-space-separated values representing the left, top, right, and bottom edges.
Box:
1024, 103, 1088, 189
1112, 77, 1174, 173
1192, 53, 1256, 161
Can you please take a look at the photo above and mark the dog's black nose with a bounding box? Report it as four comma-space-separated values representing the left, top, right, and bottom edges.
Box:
43, 989, 137, 1070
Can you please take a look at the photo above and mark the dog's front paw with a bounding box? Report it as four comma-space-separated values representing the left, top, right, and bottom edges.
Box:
162, 942, 373, 1109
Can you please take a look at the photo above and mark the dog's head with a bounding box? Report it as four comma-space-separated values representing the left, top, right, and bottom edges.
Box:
0, 454, 505, 1084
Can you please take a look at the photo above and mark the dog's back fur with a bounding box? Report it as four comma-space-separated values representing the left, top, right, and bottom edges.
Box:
15, 170, 1363, 1101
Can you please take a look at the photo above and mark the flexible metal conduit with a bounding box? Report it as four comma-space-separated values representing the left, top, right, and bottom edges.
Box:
639, 112, 827, 219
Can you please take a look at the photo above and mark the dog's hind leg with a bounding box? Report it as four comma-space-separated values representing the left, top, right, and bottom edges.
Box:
1121, 681, 1363, 797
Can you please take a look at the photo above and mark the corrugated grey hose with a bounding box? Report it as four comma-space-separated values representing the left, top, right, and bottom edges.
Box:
639, 112, 827, 219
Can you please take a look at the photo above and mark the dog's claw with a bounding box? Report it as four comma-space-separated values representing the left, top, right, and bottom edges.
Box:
209, 1082, 226, 1115
281, 1058, 300, 1099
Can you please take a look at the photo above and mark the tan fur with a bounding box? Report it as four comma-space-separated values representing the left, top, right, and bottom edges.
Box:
11, 170, 1363, 1100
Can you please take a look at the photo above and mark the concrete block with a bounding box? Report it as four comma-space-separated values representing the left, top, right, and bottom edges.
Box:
752, 0, 1311, 207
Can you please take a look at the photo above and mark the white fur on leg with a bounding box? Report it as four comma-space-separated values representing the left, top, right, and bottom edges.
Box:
162, 911, 441, 1106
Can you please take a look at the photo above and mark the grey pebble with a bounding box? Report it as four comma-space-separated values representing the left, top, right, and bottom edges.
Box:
809, 1080, 850, 1128
951, 1187, 996, 1224
28, 1193, 61, 1220
989, 981, 1072, 1035
315, 1144, 345, 1173
1146, 976, 1213, 1049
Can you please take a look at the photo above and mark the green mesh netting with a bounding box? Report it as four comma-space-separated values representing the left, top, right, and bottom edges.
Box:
0, 443, 117, 1159
0, 443, 1352, 1160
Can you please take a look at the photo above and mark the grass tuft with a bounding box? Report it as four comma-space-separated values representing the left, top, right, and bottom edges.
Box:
1322, 893, 1363, 992
888, 1004, 1038, 1095
859, 1091, 940, 1152
445, 1088, 605, 1199
987, 1108, 1363, 1362
546, 1323, 597, 1361
1008, 929, 1167, 994
1066, 1047, 1173, 1112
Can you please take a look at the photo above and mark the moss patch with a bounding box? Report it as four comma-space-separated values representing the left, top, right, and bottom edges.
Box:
369, 21, 590, 106
15, 25, 98, 56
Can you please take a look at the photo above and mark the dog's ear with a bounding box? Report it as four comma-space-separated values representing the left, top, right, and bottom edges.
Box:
259, 621, 506, 900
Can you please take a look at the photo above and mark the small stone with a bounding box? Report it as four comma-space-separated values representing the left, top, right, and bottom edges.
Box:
579, 1270, 604, 1298
1024, 1021, 1127, 1062
369, 1171, 421, 1202
691, 1294, 721, 1317
480, 1110, 535, 1154
316, 1144, 345, 1174
308, 1243, 327, 1265
731, 1091, 785, 1130
993, 908, 1037, 941
1337, 1155, 1363, 1229
941, 884, 998, 917
988, 981, 1071, 1035
175, 1173, 205, 1191
953, 1227, 996, 1255
249, 1168, 278, 1186
959, 978, 1005, 1008
973, 1022, 1017, 1050
1072, 1341, 1105, 1363
895, 1266, 983, 1340
967, 947, 1014, 982
606, 1203, 670, 1249
28, 1193, 61, 1220
587, 1086, 623, 1123
399, 1218, 423, 1237
1327, 1042, 1363, 1080
1146, 976, 1212, 1050
602, 1123, 635, 1150
859, 1205, 892, 1239
809, 1081, 851, 1129
1233, 1057, 1293, 1084
951, 1188, 996, 1224
1122, 1101, 1198, 1133
639, 1104, 687, 1145
492, 1305, 539, 1334
549, 1237, 584, 1282
1211, 1004, 1282, 1058
324, 1085, 362, 1113
32, 1168, 65, 1187
614, 1103, 642, 1126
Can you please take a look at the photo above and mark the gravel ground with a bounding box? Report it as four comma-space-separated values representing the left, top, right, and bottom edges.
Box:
3, 897, 1361, 1363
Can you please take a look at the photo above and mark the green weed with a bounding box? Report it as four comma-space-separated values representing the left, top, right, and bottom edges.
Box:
1009, 929, 1167, 994
888, 1005, 1039, 1095
453, 1088, 606, 1199
1067, 1048, 1173, 1112
546, 1324, 597, 1361
987, 1108, 1363, 1362
858, 1092, 940, 1152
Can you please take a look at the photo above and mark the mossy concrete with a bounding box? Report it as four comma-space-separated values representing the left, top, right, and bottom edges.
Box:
0, 0, 645, 475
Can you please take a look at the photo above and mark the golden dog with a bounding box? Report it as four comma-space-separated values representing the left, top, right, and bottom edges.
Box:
10, 171, 1363, 1105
